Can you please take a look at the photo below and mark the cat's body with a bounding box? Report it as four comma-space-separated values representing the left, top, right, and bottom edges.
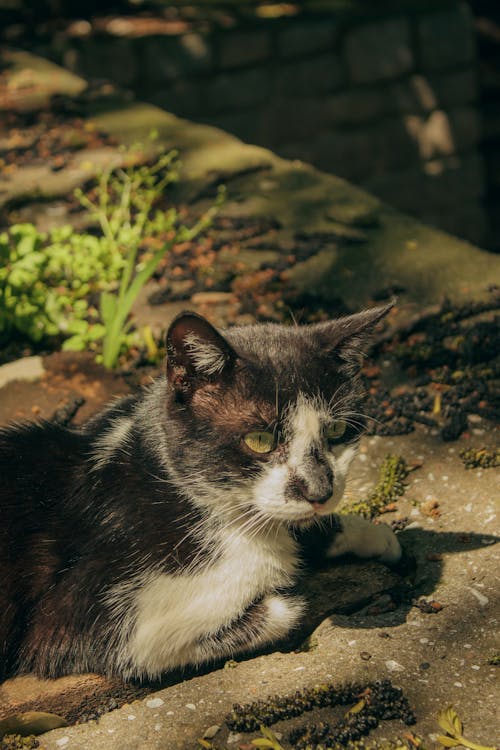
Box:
0, 308, 401, 681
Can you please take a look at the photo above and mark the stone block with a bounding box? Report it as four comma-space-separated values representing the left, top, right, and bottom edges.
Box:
345, 18, 413, 84
427, 68, 478, 108
311, 129, 377, 182
481, 101, 500, 141
263, 97, 332, 145
148, 78, 206, 119
217, 29, 271, 69
365, 152, 485, 218
204, 67, 271, 113
326, 88, 388, 126
78, 37, 138, 87
372, 118, 418, 172
449, 106, 481, 152
274, 53, 342, 96
417, 2, 475, 71
212, 109, 268, 146
142, 33, 213, 83
277, 19, 336, 58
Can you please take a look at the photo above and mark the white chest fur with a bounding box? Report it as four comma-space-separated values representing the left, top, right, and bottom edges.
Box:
116, 526, 299, 678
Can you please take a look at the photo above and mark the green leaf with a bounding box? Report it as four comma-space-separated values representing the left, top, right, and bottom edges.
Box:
251, 740, 275, 748
100, 291, 117, 324
438, 707, 458, 736
451, 710, 463, 736
437, 736, 461, 747
62, 335, 87, 352
345, 698, 366, 716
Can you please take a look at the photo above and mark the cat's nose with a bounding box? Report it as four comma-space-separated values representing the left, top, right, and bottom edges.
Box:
289, 475, 332, 505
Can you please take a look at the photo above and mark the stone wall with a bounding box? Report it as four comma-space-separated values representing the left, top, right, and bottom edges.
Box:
30, 1, 488, 246
471, 0, 500, 251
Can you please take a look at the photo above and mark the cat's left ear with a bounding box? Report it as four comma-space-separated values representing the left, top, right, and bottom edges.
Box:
313, 301, 394, 370
166, 312, 236, 393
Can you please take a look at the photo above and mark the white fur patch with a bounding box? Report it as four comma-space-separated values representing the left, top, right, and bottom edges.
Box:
110, 524, 299, 678
252, 394, 357, 522
91, 417, 133, 471
184, 334, 226, 376
327, 514, 402, 563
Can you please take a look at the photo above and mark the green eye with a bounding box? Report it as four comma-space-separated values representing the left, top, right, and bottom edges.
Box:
326, 420, 347, 443
243, 431, 276, 454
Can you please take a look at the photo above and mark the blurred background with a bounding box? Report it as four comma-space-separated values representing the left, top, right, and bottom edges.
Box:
1, 0, 500, 251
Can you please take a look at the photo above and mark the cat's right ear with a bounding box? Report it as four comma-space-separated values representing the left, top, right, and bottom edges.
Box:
166, 312, 236, 394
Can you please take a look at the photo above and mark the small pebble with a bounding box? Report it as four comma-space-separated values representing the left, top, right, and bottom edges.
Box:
360, 651, 372, 661
185, 703, 196, 710
385, 659, 405, 672
468, 587, 489, 606
56, 739, 69, 748
420, 662, 431, 670
146, 698, 164, 709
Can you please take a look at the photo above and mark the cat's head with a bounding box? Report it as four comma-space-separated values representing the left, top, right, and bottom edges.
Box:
163, 306, 392, 526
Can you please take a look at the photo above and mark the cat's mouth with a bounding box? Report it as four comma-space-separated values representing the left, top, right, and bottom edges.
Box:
278, 498, 334, 525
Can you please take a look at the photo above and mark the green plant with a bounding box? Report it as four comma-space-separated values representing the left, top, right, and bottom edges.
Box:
0, 148, 224, 368
75, 149, 224, 368
0, 223, 122, 346
340, 454, 409, 519
437, 707, 497, 750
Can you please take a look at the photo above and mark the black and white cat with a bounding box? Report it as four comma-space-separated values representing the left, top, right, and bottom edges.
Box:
0, 307, 401, 681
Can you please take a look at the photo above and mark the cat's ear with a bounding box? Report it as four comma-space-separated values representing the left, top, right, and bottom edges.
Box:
313, 301, 394, 370
166, 312, 236, 392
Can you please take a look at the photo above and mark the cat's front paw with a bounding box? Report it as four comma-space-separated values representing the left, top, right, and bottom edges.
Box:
327, 515, 402, 565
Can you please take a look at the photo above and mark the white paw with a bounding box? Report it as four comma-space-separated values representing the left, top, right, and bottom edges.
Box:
327, 515, 402, 564
263, 594, 305, 639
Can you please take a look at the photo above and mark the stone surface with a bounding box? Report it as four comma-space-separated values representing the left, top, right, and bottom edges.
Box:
142, 33, 213, 82
277, 19, 336, 59
204, 67, 271, 113
417, 2, 476, 71
273, 53, 343, 96
264, 96, 331, 144
75, 37, 138, 88
218, 29, 271, 69
0, 356, 45, 389
345, 18, 413, 84
21, 3, 488, 245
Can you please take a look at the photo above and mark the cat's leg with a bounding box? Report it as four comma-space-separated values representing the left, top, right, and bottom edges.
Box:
326, 515, 401, 564
192, 594, 304, 665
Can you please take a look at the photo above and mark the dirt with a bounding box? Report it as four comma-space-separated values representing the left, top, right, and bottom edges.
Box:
0, 352, 133, 426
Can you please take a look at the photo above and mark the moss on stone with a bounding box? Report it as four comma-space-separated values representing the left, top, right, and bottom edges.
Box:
341, 454, 409, 519
0, 736, 39, 750
460, 447, 500, 470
